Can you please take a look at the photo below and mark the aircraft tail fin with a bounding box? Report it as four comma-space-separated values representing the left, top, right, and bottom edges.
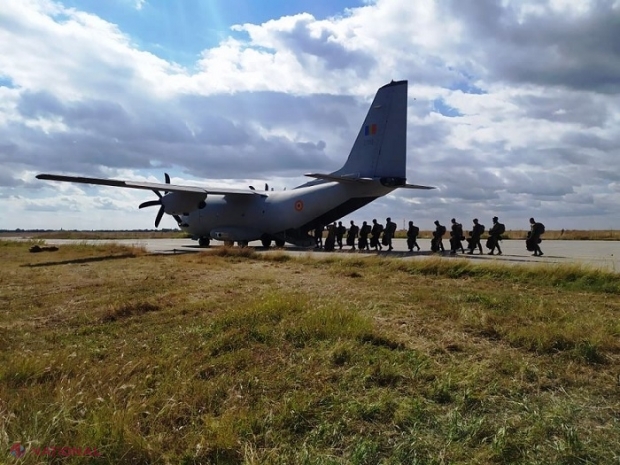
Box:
332, 80, 408, 179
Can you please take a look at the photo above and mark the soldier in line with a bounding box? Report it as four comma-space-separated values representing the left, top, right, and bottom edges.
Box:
431, 220, 446, 252
314, 224, 323, 249
346, 220, 359, 251
467, 218, 485, 254
370, 219, 384, 251
324, 223, 336, 251
407, 221, 420, 252
449, 218, 465, 255
487, 216, 505, 255
336, 221, 347, 250
526, 217, 545, 256
383, 217, 397, 251
359, 221, 371, 251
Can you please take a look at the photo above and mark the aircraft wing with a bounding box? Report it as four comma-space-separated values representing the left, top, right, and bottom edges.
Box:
36, 174, 267, 197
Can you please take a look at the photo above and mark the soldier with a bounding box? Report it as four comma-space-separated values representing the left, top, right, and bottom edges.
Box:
432, 220, 446, 252
406, 221, 420, 252
449, 218, 465, 255
314, 224, 323, 249
383, 217, 397, 251
335, 221, 346, 250
347, 220, 359, 251
526, 217, 545, 256
487, 216, 505, 255
467, 218, 485, 254
359, 221, 371, 251
324, 223, 336, 251
370, 219, 384, 251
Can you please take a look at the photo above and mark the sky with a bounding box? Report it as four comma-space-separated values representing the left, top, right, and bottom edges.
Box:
1, 0, 620, 231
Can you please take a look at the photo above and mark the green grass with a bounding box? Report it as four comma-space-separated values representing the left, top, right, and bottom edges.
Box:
1, 241, 619, 464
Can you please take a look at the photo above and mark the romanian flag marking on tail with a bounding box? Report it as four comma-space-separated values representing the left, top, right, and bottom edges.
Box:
364, 123, 377, 136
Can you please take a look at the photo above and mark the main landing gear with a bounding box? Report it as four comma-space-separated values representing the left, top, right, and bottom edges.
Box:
260, 237, 285, 248
198, 237, 210, 247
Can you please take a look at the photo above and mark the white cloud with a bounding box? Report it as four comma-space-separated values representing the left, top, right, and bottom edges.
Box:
1, 0, 619, 230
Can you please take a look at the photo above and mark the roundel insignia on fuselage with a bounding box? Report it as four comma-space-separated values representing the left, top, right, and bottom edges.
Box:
294, 200, 304, 212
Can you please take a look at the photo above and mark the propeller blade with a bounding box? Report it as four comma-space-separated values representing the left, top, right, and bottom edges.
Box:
151, 189, 162, 199
172, 214, 182, 224
154, 206, 165, 228
139, 200, 161, 209
164, 173, 170, 195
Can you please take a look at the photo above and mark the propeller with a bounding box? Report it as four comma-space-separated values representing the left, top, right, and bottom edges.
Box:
138, 173, 182, 227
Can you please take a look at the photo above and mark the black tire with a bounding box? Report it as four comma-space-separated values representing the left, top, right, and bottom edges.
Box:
198, 237, 210, 247
224, 241, 234, 247
274, 239, 285, 247
261, 238, 272, 248
238, 240, 249, 248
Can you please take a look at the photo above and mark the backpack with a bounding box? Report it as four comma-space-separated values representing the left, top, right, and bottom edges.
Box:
438, 225, 446, 236
535, 223, 545, 235
496, 223, 505, 235
454, 223, 463, 239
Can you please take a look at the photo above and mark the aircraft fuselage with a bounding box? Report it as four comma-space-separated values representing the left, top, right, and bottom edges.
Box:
180, 180, 394, 244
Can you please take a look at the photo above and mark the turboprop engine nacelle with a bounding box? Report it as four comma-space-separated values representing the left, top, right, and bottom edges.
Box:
162, 192, 207, 215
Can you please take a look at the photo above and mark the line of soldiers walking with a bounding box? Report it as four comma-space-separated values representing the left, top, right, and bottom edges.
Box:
314, 216, 546, 256
314, 218, 398, 252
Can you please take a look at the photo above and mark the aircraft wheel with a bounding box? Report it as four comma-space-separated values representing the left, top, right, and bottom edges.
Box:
198, 237, 210, 247
275, 239, 285, 247
261, 238, 272, 248
224, 240, 234, 247
238, 240, 249, 248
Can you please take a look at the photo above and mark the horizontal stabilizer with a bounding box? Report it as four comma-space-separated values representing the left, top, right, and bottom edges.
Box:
36, 174, 267, 197
399, 183, 436, 190
304, 173, 374, 184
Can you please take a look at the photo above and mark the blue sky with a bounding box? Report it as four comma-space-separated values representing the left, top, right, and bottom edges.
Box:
1, 0, 620, 231
59, 0, 359, 66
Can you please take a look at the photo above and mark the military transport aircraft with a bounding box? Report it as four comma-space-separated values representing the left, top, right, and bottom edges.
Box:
37, 80, 433, 248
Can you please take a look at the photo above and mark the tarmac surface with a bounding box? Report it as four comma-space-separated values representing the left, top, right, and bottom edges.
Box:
16, 237, 620, 272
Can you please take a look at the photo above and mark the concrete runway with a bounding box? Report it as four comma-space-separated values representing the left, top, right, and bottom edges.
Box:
18, 237, 620, 272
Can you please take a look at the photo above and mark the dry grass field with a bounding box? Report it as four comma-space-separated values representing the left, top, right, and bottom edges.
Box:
1, 240, 619, 464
